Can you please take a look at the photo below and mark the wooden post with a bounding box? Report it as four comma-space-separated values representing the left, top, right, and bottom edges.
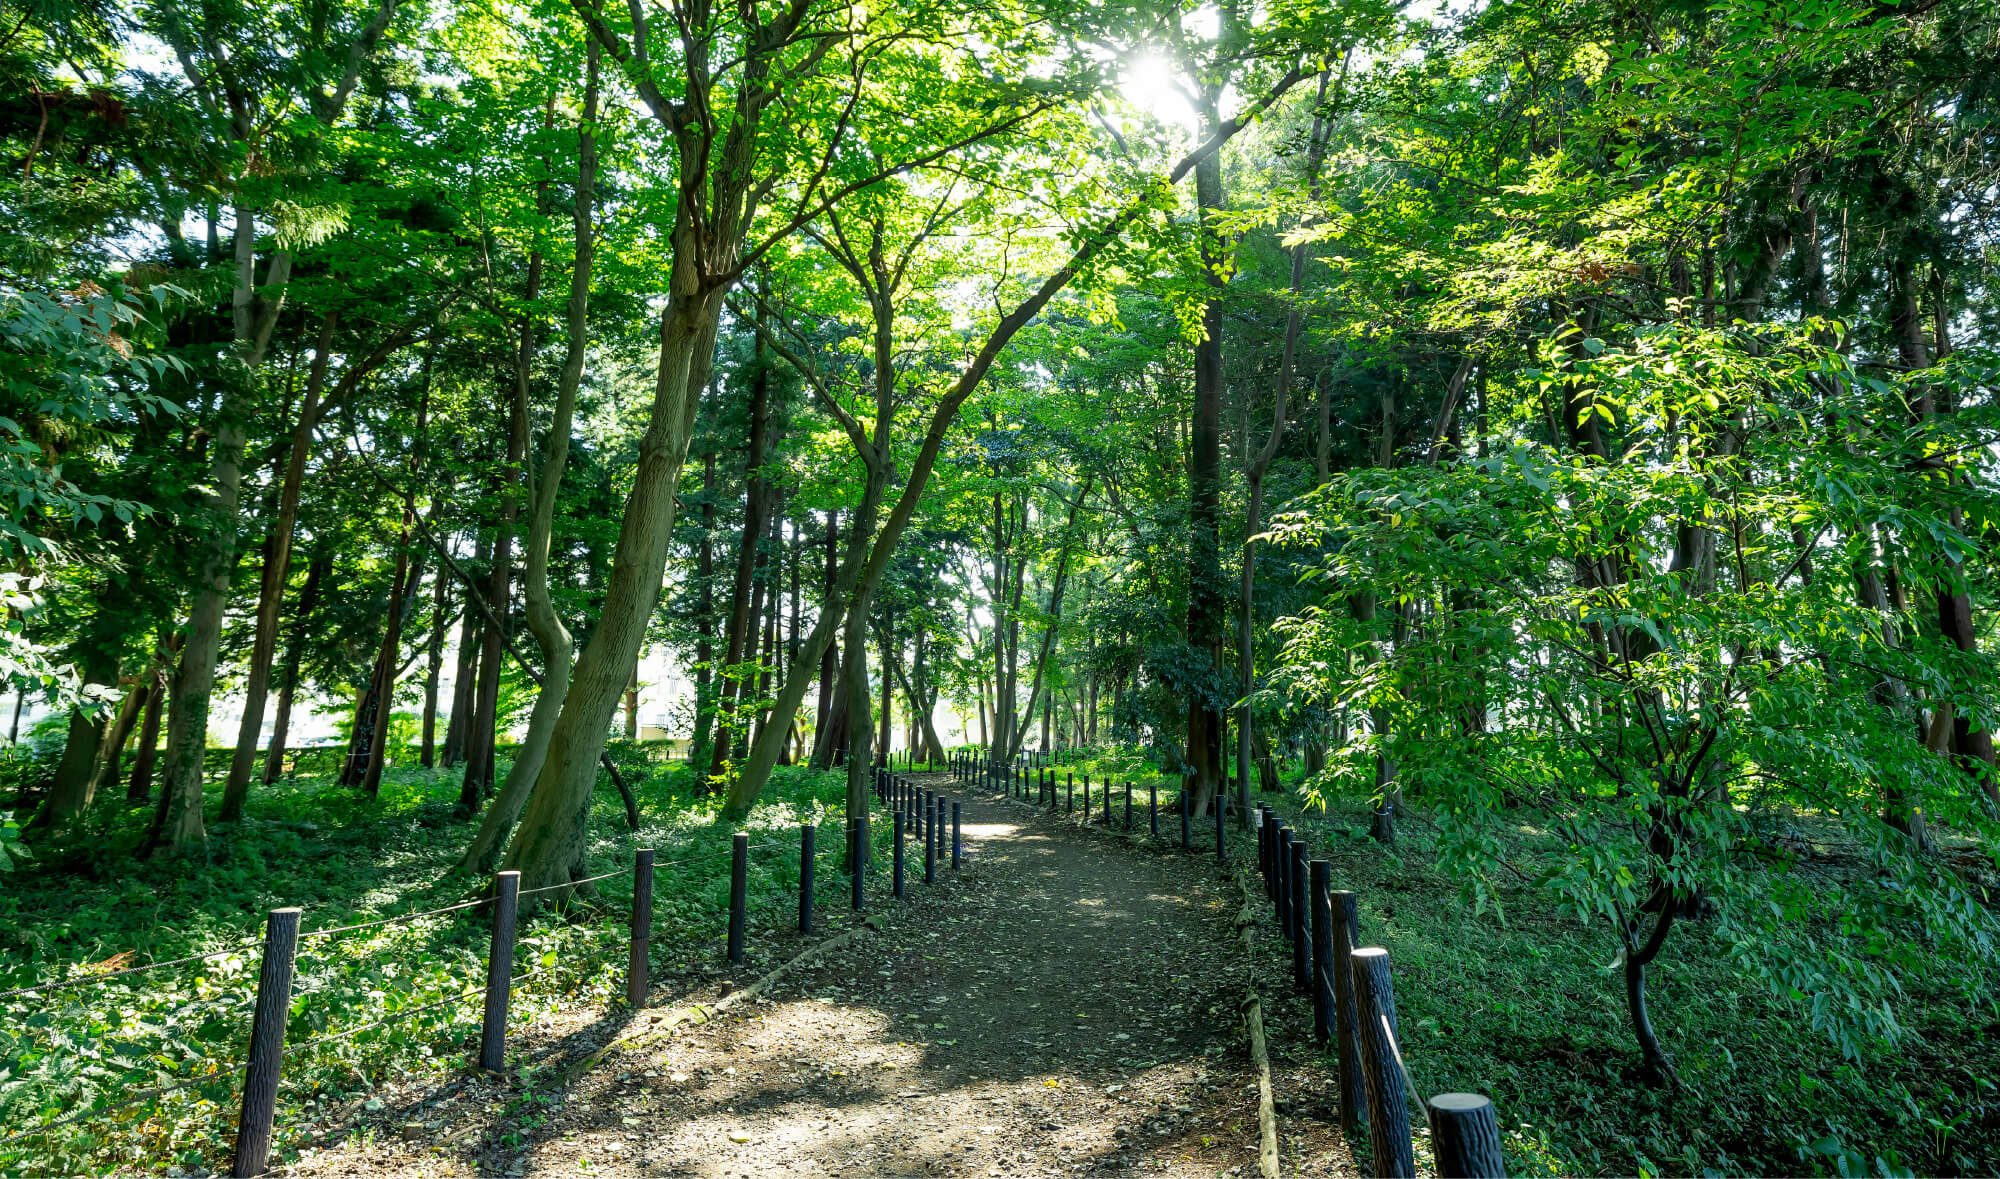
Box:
1290, 840, 1311, 990
799, 823, 816, 933
1259, 806, 1273, 894
1123, 780, 1132, 829
1309, 860, 1333, 1045
1066, 771, 1074, 814
893, 808, 907, 898
727, 832, 748, 964
1354, 947, 1412, 1177
628, 849, 655, 1009
231, 906, 300, 1177
1275, 827, 1294, 936
480, 871, 520, 1073
1332, 889, 1365, 1133
925, 797, 937, 884
851, 816, 866, 911
1149, 781, 1158, 837
1428, 1093, 1506, 1178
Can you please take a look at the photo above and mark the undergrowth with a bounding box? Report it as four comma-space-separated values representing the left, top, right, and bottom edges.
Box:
0, 745, 881, 1176
1265, 798, 2000, 1178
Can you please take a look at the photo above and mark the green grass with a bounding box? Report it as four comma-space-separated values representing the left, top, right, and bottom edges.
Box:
1259, 797, 2000, 1178
1029, 743, 1998, 1175
0, 745, 886, 1176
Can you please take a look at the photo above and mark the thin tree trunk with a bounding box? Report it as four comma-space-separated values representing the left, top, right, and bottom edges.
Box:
440, 532, 489, 769
422, 565, 448, 767
459, 52, 596, 866
146, 207, 292, 857
460, 381, 530, 811
709, 320, 772, 780
129, 658, 169, 803
1185, 100, 1229, 820
690, 452, 718, 767
222, 311, 337, 819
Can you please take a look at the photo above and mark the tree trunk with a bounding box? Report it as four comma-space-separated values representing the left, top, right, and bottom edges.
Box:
815, 510, 838, 741
128, 660, 169, 803
1237, 70, 1330, 820
222, 311, 337, 819
258, 547, 319, 784
707, 310, 773, 781
422, 564, 447, 768
460, 379, 530, 812
500, 277, 730, 895
32, 648, 119, 829
690, 451, 718, 767
361, 543, 421, 795
440, 532, 488, 769
459, 49, 597, 873
1185, 121, 1229, 821
145, 207, 292, 857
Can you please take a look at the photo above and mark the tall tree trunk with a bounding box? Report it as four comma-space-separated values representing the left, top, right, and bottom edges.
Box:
31, 649, 119, 829
261, 552, 321, 784
690, 452, 718, 767
1237, 70, 1330, 819
459, 54, 595, 864
815, 510, 838, 743
361, 544, 422, 795
440, 532, 489, 769
877, 616, 895, 758
222, 311, 337, 819
460, 377, 531, 811
708, 320, 772, 781
422, 565, 447, 768
499, 261, 731, 893
146, 208, 292, 857
1185, 104, 1229, 821
129, 654, 170, 803
91, 682, 146, 802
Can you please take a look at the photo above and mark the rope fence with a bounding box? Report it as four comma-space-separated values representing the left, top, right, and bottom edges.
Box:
0, 767, 972, 1176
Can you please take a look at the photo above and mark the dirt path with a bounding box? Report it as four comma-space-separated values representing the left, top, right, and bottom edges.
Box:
509, 777, 1274, 1179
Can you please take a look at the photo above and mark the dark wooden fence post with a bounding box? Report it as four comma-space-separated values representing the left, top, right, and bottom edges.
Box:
231, 906, 301, 1177
1259, 806, 1273, 893
1149, 781, 1158, 837
1123, 781, 1132, 828
1066, 772, 1074, 814
852, 816, 867, 911
1309, 860, 1333, 1045
480, 871, 520, 1074
1354, 947, 1413, 1177
925, 798, 937, 884
628, 849, 655, 1008
799, 824, 816, 934
1428, 1093, 1506, 1178
1332, 888, 1365, 1133
893, 809, 906, 898
727, 832, 748, 964
1290, 840, 1310, 990
1275, 827, 1294, 936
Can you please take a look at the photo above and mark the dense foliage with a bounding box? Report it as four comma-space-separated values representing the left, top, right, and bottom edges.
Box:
3, 0, 1998, 1172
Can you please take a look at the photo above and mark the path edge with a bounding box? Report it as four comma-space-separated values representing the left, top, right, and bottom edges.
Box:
1230, 862, 1282, 1179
